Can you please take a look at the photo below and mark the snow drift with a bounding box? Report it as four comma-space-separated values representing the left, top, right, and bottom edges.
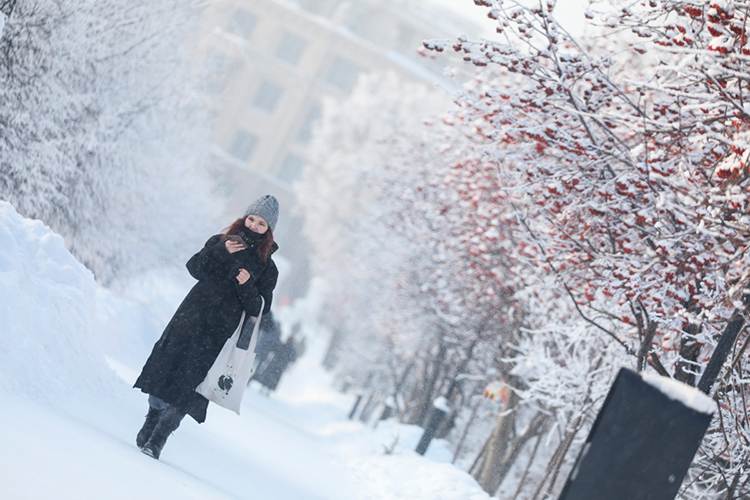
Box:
0, 201, 122, 404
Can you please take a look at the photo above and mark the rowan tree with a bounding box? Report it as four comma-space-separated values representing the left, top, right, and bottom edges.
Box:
421, 0, 750, 495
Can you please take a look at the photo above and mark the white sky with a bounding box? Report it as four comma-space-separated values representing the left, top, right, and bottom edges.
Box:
428, 0, 588, 38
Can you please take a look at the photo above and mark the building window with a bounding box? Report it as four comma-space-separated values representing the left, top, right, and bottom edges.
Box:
252, 81, 283, 113
326, 57, 360, 93
228, 130, 259, 162
276, 33, 308, 65
296, 106, 322, 144
229, 10, 258, 38
278, 154, 306, 183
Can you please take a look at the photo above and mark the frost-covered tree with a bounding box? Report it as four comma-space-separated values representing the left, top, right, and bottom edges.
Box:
297, 72, 522, 430
299, 0, 750, 495
0, 0, 218, 282
297, 71, 448, 380
422, 0, 750, 495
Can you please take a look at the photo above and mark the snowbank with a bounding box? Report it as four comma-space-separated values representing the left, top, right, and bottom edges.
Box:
269, 332, 492, 500
0, 201, 122, 405
94, 268, 196, 368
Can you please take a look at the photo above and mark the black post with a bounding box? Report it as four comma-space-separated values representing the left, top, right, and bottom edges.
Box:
558, 369, 714, 500
697, 295, 749, 394
378, 396, 396, 422
374, 399, 396, 429
414, 359, 466, 455
415, 397, 449, 455
415, 330, 483, 455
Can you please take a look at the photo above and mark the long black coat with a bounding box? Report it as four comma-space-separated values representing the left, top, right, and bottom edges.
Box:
134, 234, 278, 423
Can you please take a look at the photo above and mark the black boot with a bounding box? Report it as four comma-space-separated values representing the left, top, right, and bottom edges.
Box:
141, 406, 184, 460
136, 407, 164, 448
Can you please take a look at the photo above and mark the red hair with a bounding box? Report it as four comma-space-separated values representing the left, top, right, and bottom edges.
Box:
222, 217, 275, 263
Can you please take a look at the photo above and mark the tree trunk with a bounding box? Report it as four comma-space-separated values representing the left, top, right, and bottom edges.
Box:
637, 313, 657, 372
511, 434, 544, 500
481, 410, 549, 496
321, 328, 344, 370
408, 342, 447, 427
473, 389, 521, 494
0, 1, 18, 18
401, 361, 427, 422
392, 361, 414, 413
453, 397, 482, 464
528, 376, 596, 500
468, 433, 492, 475
698, 305, 747, 393
358, 392, 379, 423
674, 320, 701, 385
528, 426, 578, 500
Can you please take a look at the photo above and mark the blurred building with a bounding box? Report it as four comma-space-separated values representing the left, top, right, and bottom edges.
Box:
199, 0, 478, 303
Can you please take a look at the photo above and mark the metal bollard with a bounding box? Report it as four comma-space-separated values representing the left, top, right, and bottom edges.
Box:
415, 397, 450, 455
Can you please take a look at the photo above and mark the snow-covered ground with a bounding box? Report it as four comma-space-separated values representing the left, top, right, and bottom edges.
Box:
0, 201, 490, 500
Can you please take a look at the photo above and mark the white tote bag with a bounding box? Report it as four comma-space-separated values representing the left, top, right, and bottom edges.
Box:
195, 297, 264, 414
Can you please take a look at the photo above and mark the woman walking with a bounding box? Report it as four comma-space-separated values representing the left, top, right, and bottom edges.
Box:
133, 195, 280, 459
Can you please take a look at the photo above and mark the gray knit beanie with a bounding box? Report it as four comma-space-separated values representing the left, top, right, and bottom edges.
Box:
243, 195, 279, 232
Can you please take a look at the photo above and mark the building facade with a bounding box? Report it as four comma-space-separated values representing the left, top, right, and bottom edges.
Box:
199, 0, 477, 302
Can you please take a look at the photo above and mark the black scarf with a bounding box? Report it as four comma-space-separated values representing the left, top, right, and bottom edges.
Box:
239, 226, 264, 246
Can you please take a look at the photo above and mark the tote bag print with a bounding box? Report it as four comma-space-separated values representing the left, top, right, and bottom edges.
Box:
196, 297, 264, 414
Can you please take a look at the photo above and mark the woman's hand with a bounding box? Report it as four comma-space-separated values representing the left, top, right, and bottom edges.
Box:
225, 240, 246, 254
236, 268, 251, 285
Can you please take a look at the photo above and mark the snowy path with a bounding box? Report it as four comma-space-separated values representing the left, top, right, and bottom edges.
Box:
2, 349, 356, 500
1, 338, 489, 500
2, 378, 350, 499
0, 203, 489, 500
